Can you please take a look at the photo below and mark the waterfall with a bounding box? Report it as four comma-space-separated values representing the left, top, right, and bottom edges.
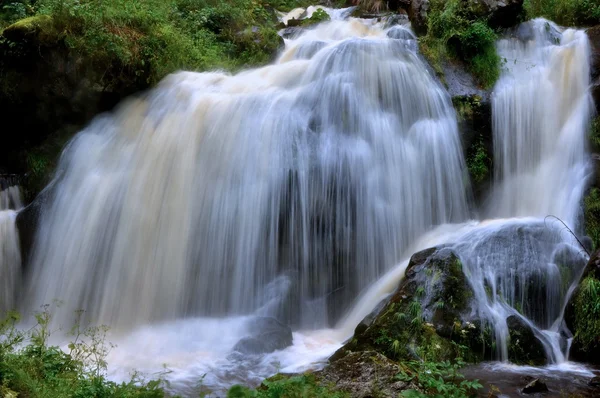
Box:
0, 178, 23, 313
488, 19, 593, 226
0, 10, 593, 393
23, 12, 469, 331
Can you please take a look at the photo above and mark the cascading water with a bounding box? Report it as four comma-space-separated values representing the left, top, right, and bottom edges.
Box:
0, 7, 595, 394
488, 19, 593, 225
23, 11, 468, 331
0, 177, 23, 313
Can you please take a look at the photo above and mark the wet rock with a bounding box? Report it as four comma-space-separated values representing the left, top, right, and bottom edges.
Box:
232, 317, 293, 355
587, 26, 600, 81
316, 351, 415, 397
522, 378, 548, 394
383, 11, 409, 28
408, 0, 429, 35
334, 246, 478, 363
280, 26, 304, 39
15, 184, 55, 266
589, 376, 600, 387
506, 315, 547, 365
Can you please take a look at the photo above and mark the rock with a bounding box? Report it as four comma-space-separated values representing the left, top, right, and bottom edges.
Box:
589, 376, 600, 387
280, 26, 304, 39
587, 26, 600, 81
522, 378, 548, 394
333, 246, 479, 363
409, 0, 429, 35
315, 351, 414, 397
480, 0, 525, 29
383, 11, 410, 28
506, 315, 547, 365
232, 317, 293, 355
15, 184, 54, 266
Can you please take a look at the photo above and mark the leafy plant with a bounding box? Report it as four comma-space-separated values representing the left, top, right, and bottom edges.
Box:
227, 374, 347, 398
397, 357, 482, 398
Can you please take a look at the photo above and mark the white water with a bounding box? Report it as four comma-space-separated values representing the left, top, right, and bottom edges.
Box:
0, 181, 23, 313
24, 9, 468, 331
489, 19, 593, 226
0, 9, 594, 396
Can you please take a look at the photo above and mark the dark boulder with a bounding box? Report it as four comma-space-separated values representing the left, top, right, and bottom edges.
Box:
232, 317, 293, 355
333, 246, 480, 363
408, 0, 429, 35
506, 315, 546, 366
522, 378, 548, 394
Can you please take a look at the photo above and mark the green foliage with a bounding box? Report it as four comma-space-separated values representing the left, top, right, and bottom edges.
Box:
397, 356, 482, 398
227, 375, 348, 398
525, 0, 600, 26
1, 1, 36, 27
573, 277, 600, 351
421, 0, 501, 88
584, 188, 600, 251
590, 116, 600, 153
302, 8, 330, 26
0, 307, 170, 398
267, 0, 313, 12
466, 139, 490, 184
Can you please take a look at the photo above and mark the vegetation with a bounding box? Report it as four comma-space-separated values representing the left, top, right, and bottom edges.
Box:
420, 0, 501, 88
524, 0, 600, 26
302, 8, 330, 26
584, 188, 600, 251
466, 140, 490, 184
0, 308, 170, 398
227, 375, 348, 398
572, 276, 600, 352
397, 359, 482, 398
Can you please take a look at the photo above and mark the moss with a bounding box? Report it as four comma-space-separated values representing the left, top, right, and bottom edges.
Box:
572, 276, 600, 352
301, 8, 330, 26
421, 0, 501, 88
584, 188, 600, 251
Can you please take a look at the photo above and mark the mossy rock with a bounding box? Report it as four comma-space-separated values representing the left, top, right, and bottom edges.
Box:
333, 247, 479, 363
506, 315, 546, 366
2, 15, 58, 44
564, 251, 600, 365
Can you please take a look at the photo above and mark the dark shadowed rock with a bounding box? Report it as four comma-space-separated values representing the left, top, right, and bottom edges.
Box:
409, 0, 429, 35
589, 376, 600, 387
587, 26, 600, 81
522, 378, 548, 394
506, 315, 546, 365
232, 317, 293, 355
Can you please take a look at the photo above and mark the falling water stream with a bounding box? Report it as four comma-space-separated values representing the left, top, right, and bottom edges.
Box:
0, 7, 597, 396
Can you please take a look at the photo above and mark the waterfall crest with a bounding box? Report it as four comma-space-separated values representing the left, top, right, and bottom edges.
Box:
24, 14, 469, 330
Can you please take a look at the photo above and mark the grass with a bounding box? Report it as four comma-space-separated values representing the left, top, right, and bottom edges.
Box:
524, 0, 600, 26
227, 375, 348, 398
0, 308, 171, 398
